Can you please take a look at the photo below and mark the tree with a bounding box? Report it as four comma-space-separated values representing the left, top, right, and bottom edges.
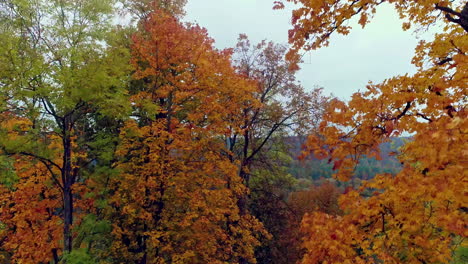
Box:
230, 34, 328, 185
289, 182, 342, 217
247, 154, 298, 264
0, 0, 129, 261
0, 117, 62, 263
229, 34, 329, 263
105, 10, 265, 263
276, 0, 467, 263
278, 182, 343, 263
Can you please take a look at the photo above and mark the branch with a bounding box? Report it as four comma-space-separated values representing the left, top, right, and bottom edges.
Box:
38, 159, 64, 191
3, 149, 64, 190
246, 109, 299, 162
416, 113, 433, 123
437, 57, 453, 65
435, 4, 462, 18
395, 102, 412, 120
435, 3, 468, 32
41, 98, 63, 127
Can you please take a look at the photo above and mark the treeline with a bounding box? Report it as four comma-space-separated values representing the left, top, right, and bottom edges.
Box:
287, 137, 405, 183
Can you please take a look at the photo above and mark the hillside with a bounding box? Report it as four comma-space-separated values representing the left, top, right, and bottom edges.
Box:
286, 137, 406, 182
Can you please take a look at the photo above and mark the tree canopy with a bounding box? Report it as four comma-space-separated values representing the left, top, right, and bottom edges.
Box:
0, 0, 465, 263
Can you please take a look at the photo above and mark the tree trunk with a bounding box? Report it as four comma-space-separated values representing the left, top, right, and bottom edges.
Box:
63, 185, 73, 253
52, 248, 59, 264
62, 120, 74, 257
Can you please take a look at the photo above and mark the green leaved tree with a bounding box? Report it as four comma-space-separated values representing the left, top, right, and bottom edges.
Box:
0, 0, 130, 262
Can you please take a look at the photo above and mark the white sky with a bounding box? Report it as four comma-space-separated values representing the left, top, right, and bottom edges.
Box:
184, 0, 438, 100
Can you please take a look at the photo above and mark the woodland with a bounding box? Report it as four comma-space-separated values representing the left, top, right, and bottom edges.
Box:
0, 0, 466, 263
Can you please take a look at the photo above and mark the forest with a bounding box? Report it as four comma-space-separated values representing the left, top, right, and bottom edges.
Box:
0, 0, 466, 263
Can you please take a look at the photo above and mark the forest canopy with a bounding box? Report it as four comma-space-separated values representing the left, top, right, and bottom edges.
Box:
0, 0, 466, 263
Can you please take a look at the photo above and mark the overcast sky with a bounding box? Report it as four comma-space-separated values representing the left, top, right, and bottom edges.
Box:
184, 0, 439, 100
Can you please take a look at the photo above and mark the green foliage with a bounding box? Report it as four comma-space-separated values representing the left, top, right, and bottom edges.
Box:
72, 214, 113, 263
451, 237, 468, 264
0, 0, 132, 260
453, 246, 468, 264
62, 249, 97, 264
249, 169, 298, 264
247, 140, 300, 264
0, 156, 18, 189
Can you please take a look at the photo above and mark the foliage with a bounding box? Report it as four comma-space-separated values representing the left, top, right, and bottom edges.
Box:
0, 156, 62, 263
230, 34, 329, 263
288, 137, 404, 182
2, 0, 463, 262
276, 0, 468, 263
290, 182, 342, 217
0, 0, 130, 261
248, 155, 297, 264
121, 0, 188, 20
451, 243, 468, 264
230, 35, 328, 184
104, 10, 265, 263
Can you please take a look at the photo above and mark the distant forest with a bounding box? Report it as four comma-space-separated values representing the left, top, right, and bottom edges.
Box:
287, 137, 406, 185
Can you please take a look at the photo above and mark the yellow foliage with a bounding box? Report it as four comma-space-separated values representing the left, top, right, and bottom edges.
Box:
277, 0, 468, 263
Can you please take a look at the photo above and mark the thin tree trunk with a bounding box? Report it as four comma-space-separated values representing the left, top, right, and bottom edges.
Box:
63, 185, 73, 253
52, 248, 59, 264
62, 119, 74, 256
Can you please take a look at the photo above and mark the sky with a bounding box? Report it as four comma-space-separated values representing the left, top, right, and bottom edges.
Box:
184, 0, 438, 100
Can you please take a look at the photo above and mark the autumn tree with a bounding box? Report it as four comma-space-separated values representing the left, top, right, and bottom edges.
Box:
269, 182, 342, 263
276, 0, 467, 263
0, 116, 63, 263
0, 0, 130, 262
229, 34, 329, 263
231, 34, 328, 185
289, 182, 342, 217
104, 10, 265, 263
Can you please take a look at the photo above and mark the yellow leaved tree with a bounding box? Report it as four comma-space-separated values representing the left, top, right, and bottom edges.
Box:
276, 0, 467, 263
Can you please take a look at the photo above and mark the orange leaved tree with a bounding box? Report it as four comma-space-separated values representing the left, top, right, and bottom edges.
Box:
0, 116, 63, 263
276, 0, 467, 263
106, 10, 265, 263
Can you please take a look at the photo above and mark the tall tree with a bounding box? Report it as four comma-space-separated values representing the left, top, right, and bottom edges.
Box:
276, 0, 467, 263
0, 0, 130, 261
230, 34, 328, 186
229, 34, 329, 263
105, 10, 265, 263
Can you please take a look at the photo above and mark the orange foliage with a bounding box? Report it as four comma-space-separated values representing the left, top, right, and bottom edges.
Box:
0, 159, 62, 263
0, 115, 92, 263
130, 10, 259, 132
290, 182, 342, 217
106, 10, 265, 263
276, 0, 468, 263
